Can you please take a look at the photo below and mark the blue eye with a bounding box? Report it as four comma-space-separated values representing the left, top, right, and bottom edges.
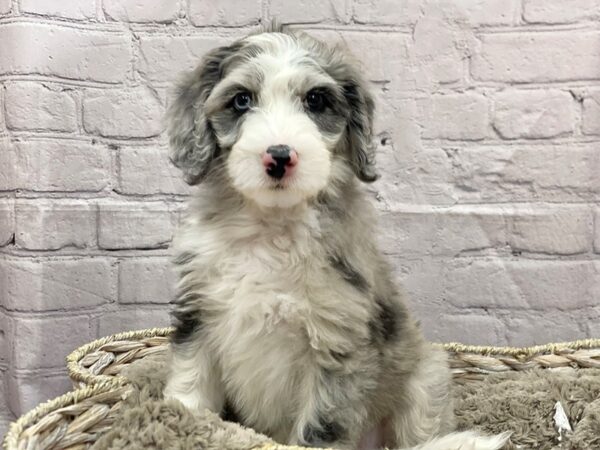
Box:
232, 92, 252, 112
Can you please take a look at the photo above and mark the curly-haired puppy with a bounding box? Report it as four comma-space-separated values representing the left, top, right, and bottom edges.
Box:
163, 25, 509, 450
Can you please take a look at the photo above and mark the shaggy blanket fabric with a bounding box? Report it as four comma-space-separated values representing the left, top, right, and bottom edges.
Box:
92, 356, 600, 450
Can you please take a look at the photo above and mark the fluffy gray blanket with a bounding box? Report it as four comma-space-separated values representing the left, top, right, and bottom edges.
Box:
91, 356, 600, 450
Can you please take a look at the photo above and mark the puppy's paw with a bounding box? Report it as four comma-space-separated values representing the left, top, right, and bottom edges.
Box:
295, 421, 351, 449
163, 385, 207, 415
412, 431, 511, 450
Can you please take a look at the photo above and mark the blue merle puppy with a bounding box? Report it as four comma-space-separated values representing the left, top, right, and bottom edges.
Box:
163, 24, 508, 450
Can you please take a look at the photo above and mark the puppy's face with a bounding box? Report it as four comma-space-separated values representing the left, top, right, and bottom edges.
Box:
168, 29, 377, 208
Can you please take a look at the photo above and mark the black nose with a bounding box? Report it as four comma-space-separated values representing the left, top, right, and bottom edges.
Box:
266, 145, 291, 179
267, 145, 291, 165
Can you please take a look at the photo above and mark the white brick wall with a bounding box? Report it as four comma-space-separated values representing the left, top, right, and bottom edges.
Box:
1, 0, 599, 437
5, 82, 78, 132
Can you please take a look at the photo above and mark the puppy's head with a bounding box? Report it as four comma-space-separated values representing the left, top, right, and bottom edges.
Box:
167, 27, 376, 208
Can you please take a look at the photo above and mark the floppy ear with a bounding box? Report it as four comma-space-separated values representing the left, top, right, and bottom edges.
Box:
166, 44, 239, 185
343, 75, 378, 182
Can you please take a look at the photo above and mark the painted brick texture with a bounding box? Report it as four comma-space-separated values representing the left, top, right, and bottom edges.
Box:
0, 0, 598, 437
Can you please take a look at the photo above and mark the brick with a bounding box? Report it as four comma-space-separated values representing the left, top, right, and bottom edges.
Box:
0, 312, 9, 366
138, 35, 229, 83
426, 314, 506, 346
416, 93, 489, 140
405, 16, 464, 88
11, 315, 95, 369
1, 407, 13, 431
378, 205, 592, 258
20, 0, 96, 20
369, 145, 456, 207
118, 146, 191, 195
0, 88, 5, 130
447, 144, 600, 203
103, 0, 178, 23
83, 87, 163, 138
98, 308, 170, 337
98, 201, 176, 250
14, 199, 96, 250
0, 419, 12, 443
0, 413, 15, 435
0, 418, 14, 442
4, 82, 77, 132
392, 257, 446, 314
504, 312, 587, 346
119, 258, 176, 304
444, 260, 600, 311
306, 30, 408, 84
7, 371, 72, 415
582, 89, 600, 136
371, 95, 413, 143
586, 307, 600, 337
523, 0, 600, 24
379, 205, 591, 257
472, 31, 600, 83
270, 0, 346, 23
442, 0, 519, 26
189, 0, 260, 26
0, 198, 14, 247
0, 0, 10, 15
378, 206, 507, 257
353, 0, 422, 25
595, 209, 600, 253
492, 90, 574, 139
0, 258, 114, 311
508, 207, 592, 255
0, 371, 12, 411
0, 140, 110, 192
310, 28, 462, 89
0, 23, 131, 83
353, 0, 518, 26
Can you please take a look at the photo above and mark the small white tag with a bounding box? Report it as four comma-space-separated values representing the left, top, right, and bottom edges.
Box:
553, 401, 572, 442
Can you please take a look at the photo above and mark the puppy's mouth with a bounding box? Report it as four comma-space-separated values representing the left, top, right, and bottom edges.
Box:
266, 174, 295, 190
268, 182, 288, 190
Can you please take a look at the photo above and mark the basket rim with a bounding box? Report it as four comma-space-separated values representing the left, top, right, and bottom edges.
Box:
439, 338, 600, 357
7, 330, 600, 450
1, 378, 328, 450
67, 327, 600, 387
2, 382, 120, 450
66, 327, 174, 387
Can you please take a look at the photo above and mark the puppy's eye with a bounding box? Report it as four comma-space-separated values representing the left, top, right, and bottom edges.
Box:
305, 90, 326, 113
232, 92, 252, 112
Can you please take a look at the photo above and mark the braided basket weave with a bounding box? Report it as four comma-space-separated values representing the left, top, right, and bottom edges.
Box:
67, 328, 173, 390
66, 327, 600, 387
4, 328, 600, 450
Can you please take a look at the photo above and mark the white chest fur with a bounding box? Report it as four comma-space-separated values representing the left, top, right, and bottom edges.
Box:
173, 206, 372, 437
211, 228, 318, 433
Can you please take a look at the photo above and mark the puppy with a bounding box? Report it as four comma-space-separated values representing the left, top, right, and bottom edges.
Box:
163, 24, 508, 450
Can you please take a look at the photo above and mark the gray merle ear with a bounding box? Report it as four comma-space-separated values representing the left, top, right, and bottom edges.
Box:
166, 44, 240, 185
343, 76, 378, 182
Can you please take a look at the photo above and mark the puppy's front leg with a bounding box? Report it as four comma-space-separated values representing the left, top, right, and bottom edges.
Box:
291, 360, 373, 449
164, 340, 224, 415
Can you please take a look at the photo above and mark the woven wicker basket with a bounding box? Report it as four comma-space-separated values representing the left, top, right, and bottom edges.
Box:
66, 327, 600, 388
4, 328, 600, 450
66, 328, 173, 390
1, 382, 303, 450
2, 383, 131, 450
